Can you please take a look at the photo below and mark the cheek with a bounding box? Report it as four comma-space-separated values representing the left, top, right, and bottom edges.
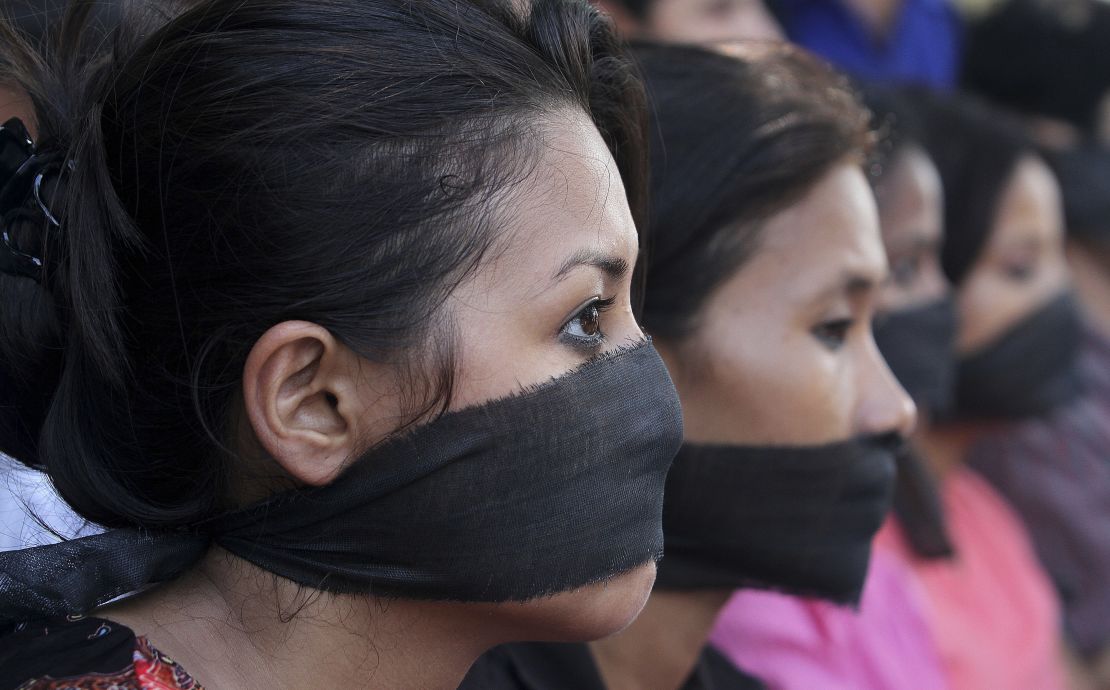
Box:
956, 263, 1067, 353
680, 320, 854, 445
448, 330, 549, 410
447, 299, 579, 411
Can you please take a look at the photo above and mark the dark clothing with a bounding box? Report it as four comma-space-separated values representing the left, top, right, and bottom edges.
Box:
460, 640, 764, 690
969, 324, 1110, 657
0, 616, 203, 690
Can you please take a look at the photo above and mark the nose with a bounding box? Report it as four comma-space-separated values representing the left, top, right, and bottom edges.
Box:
855, 336, 918, 440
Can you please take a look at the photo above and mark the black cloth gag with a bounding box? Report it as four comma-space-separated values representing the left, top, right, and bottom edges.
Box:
955, 292, 1084, 421
873, 297, 958, 419
653, 434, 901, 605
0, 341, 684, 622
873, 297, 957, 559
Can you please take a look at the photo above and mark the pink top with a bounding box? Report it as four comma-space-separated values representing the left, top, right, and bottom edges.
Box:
709, 549, 950, 690
875, 467, 1068, 690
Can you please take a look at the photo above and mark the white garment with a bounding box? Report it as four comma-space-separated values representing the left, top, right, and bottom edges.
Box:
0, 453, 99, 550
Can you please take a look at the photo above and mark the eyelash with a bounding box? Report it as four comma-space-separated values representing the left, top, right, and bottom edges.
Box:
812, 318, 854, 351
560, 297, 616, 351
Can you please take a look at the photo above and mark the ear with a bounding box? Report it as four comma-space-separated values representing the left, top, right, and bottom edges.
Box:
242, 321, 373, 486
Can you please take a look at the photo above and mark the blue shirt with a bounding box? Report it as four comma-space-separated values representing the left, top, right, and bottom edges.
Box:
777, 0, 962, 88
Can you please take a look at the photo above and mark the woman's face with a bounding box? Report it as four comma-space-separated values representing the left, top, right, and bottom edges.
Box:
956, 155, 1069, 354
0, 83, 35, 135
875, 146, 948, 313
244, 108, 653, 643
662, 162, 916, 447
646, 0, 782, 44
434, 110, 655, 640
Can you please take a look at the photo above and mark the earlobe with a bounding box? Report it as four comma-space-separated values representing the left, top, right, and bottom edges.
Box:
242, 321, 362, 486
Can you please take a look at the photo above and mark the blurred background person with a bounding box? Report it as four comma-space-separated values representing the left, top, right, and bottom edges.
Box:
709, 84, 953, 690
594, 0, 783, 42
766, 0, 962, 88
957, 3, 1110, 682
962, 0, 1110, 150
874, 90, 1078, 690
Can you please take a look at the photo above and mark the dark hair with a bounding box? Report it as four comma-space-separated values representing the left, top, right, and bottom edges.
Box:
1046, 145, 1110, 247
3, 0, 68, 45
632, 42, 871, 340
911, 90, 1035, 285
0, 0, 647, 529
963, 0, 1110, 134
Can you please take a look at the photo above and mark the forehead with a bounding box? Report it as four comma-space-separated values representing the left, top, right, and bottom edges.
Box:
744, 163, 886, 301
877, 147, 944, 246
989, 155, 1064, 250
483, 110, 638, 286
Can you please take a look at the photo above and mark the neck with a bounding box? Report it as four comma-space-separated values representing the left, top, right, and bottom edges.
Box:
589, 589, 730, 690
102, 549, 498, 690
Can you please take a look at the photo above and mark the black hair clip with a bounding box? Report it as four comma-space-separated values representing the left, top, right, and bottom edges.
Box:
0, 117, 64, 281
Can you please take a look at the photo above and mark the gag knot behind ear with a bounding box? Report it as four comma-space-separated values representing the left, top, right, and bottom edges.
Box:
0, 117, 70, 283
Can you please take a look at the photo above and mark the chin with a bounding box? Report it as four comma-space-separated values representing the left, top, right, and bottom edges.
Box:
484, 560, 658, 644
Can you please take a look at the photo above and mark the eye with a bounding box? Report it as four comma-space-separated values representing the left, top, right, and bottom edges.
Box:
890, 255, 921, 288
561, 297, 615, 351
812, 318, 854, 351
1002, 261, 1037, 283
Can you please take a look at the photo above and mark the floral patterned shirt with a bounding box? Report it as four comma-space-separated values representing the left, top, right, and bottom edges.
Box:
0, 616, 203, 690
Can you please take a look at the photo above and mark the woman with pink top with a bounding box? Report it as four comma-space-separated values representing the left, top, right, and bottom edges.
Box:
709, 85, 954, 690
714, 86, 1077, 690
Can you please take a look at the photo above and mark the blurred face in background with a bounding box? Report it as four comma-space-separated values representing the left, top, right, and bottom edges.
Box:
956, 155, 1070, 353
875, 145, 949, 313
0, 82, 35, 136
605, 0, 783, 44
663, 162, 916, 447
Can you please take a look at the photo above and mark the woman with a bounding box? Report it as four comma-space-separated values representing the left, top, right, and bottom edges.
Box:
707, 85, 954, 690
461, 42, 915, 690
595, 0, 782, 43
0, 1, 684, 688
873, 91, 1076, 690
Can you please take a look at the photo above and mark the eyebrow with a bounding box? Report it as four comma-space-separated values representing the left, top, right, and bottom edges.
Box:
1003, 234, 1046, 252
552, 248, 631, 283
844, 274, 879, 296
816, 270, 883, 302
